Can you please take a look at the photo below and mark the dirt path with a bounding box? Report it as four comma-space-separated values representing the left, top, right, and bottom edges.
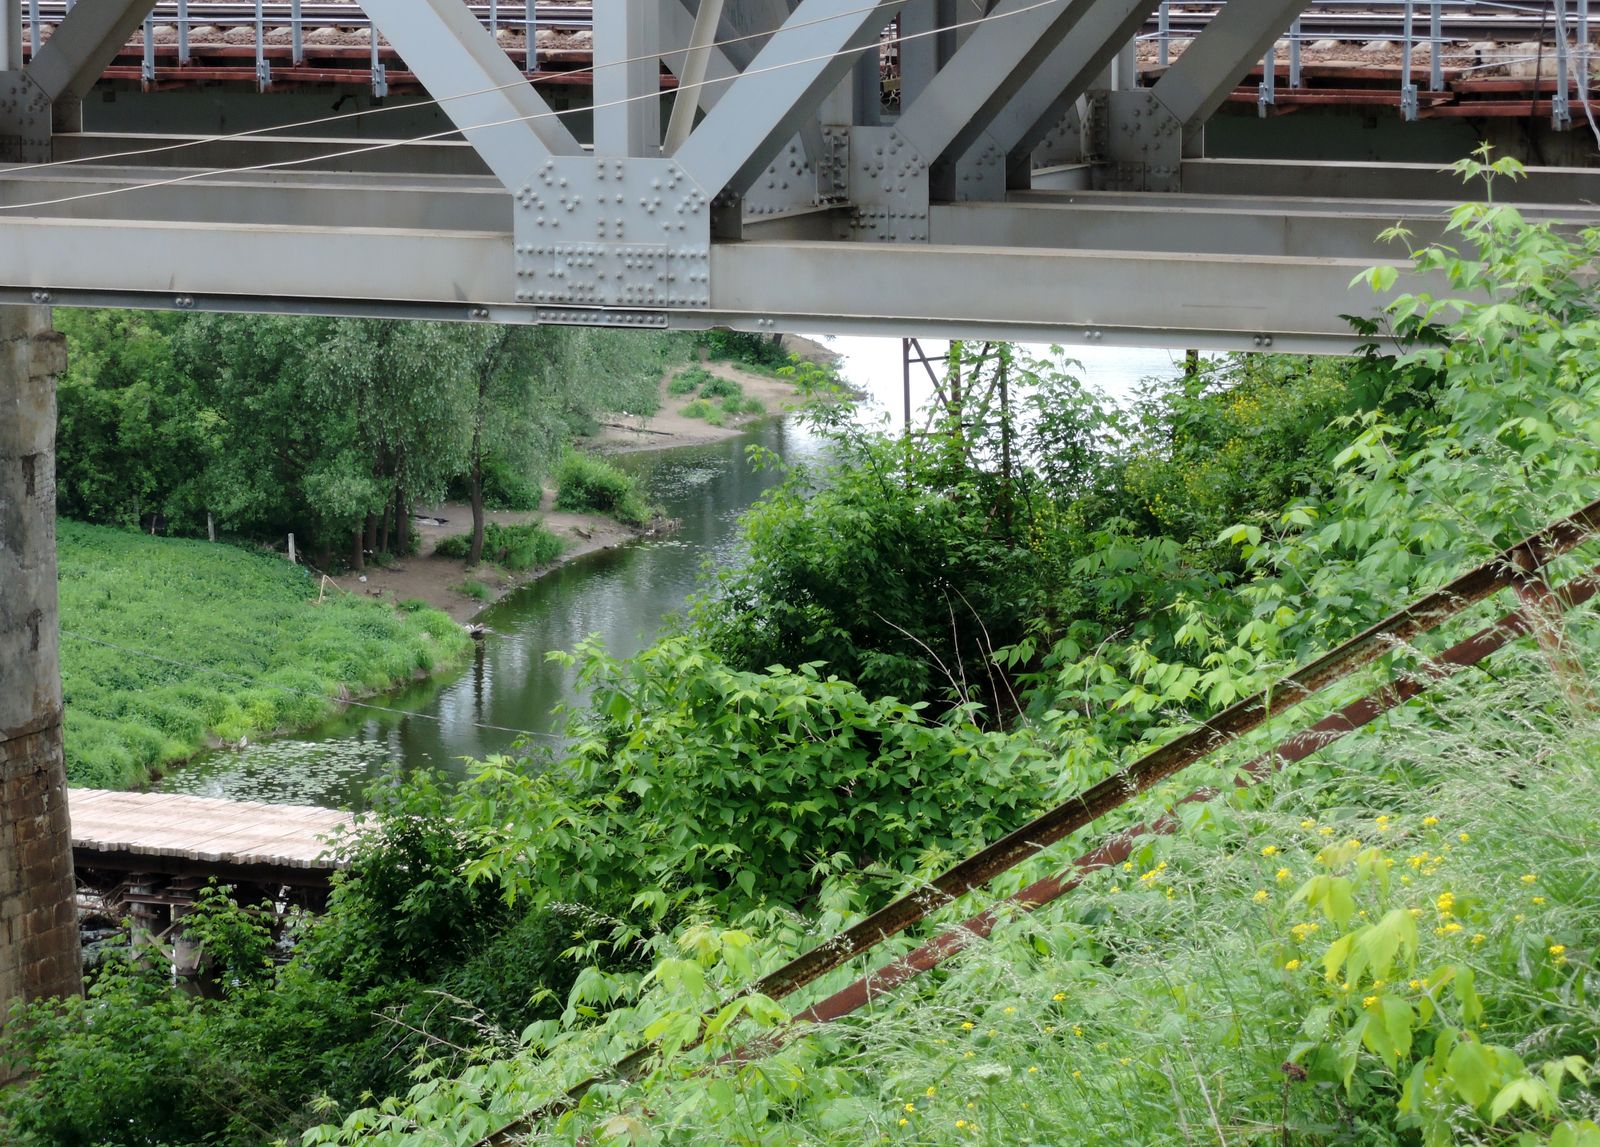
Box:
325, 336, 835, 622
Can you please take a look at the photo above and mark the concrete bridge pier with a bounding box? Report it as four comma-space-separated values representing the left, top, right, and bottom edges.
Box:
0, 305, 81, 1065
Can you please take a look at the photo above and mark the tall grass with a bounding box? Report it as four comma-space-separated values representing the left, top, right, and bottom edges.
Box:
57, 521, 471, 790
553, 452, 650, 526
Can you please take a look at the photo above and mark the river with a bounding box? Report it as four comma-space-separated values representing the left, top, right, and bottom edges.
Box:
157, 337, 1186, 809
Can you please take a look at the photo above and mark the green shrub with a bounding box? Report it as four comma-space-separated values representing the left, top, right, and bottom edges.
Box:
699, 329, 789, 368
719, 395, 744, 415
698, 374, 743, 401
668, 366, 713, 396
436, 522, 564, 570
740, 397, 765, 415
681, 399, 713, 420
554, 452, 649, 525
459, 578, 492, 601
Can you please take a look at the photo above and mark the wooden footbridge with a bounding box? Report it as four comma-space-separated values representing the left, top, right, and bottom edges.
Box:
69, 788, 352, 914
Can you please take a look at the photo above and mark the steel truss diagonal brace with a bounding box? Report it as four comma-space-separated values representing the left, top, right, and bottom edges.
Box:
945, 0, 1157, 200
1152, 0, 1308, 146
359, 0, 580, 192
27, 0, 157, 103
675, 0, 907, 200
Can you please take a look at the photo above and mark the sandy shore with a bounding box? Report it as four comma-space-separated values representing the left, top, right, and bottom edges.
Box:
325, 337, 833, 622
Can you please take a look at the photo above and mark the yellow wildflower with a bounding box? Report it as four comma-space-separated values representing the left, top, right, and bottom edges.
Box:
899, 1118, 909, 1127
1422, 816, 1439, 827
1458, 833, 1470, 843
1003, 1007, 1015, 1015
1073, 1026, 1083, 1037
1471, 933, 1486, 945
1319, 826, 1336, 836
905, 1103, 916, 1112
1027, 1066, 1038, 1074
1550, 945, 1566, 957
1276, 867, 1291, 883
956, 1121, 967, 1130
1533, 896, 1547, 905
1284, 959, 1301, 971
1436, 892, 1455, 916
1252, 890, 1269, 903
925, 1087, 937, 1097
1300, 818, 1317, 829
961, 1022, 974, 1031
1119, 1057, 1132, 1066
1072, 1070, 1082, 1080
1261, 845, 1278, 857
1363, 995, 1378, 1008
1052, 992, 1066, 1002
1521, 874, 1538, 885
1409, 979, 1422, 990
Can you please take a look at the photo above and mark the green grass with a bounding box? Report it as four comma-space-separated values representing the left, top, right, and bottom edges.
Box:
697, 374, 744, 401
458, 578, 493, 602
57, 521, 471, 790
668, 365, 714, 397
553, 451, 650, 526
433, 521, 564, 571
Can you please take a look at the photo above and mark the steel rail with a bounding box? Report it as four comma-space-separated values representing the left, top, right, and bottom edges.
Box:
473, 496, 1600, 1143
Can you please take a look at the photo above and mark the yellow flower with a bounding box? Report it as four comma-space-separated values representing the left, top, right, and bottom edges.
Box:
1284, 959, 1301, 971
1409, 908, 1423, 917
1052, 992, 1066, 1002
1261, 845, 1278, 857
1073, 1026, 1083, 1037
1533, 896, 1547, 905
1422, 816, 1439, 827
1072, 1070, 1082, 1080
1436, 892, 1455, 916
1471, 933, 1486, 945
1550, 945, 1566, 957
1409, 979, 1422, 990
1003, 1007, 1016, 1015
955, 1121, 967, 1130
961, 1022, 974, 1030
1027, 1066, 1038, 1074
1119, 1057, 1132, 1066
963, 1051, 975, 1059
1435, 922, 1463, 935
905, 1103, 916, 1112
1345, 839, 1362, 849
1514, 914, 1526, 923
1319, 827, 1335, 836
1121, 861, 1133, 872
1252, 890, 1269, 903
1521, 874, 1538, 884
1290, 923, 1320, 941
1458, 833, 1470, 843
1300, 818, 1317, 829
1276, 867, 1291, 883
925, 1087, 937, 1097
1363, 995, 1378, 1008
899, 1118, 909, 1127
1109, 885, 1122, 894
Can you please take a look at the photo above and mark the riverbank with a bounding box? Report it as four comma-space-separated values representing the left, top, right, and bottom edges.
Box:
57, 520, 472, 790
327, 337, 830, 622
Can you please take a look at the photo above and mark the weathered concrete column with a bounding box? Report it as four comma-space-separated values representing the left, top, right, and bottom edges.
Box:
0, 305, 81, 1055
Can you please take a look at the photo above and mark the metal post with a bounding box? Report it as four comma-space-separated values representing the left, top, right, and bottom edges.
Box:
141, 12, 154, 85
525, 0, 537, 75
1400, 0, 1418, 121
0, 0, 18, 71
901, 337, 912, 431
1554, 0, 1572, 129
1158, 1, 1169, 68
489, 0, 498, 36
664, 0, 724, 153
0, 306, 84, 1073
177, 0, 189, 65
25, 0, 36, 57
254, 0, 269, 90
291, 0, 302, 66
1580, 0, 1591, 105
370, 18, 386, 99
1288, 17, 1301, 89
1429, 0, 1443, 91
1257, 40, 1275, 115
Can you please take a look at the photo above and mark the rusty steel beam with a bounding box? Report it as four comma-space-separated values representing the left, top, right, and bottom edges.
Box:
479, 496, 1600, 1141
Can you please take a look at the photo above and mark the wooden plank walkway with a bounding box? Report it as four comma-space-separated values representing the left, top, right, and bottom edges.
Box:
69, 789, 353, 877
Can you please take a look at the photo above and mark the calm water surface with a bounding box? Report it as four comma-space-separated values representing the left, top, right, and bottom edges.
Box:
158, 338, 1183, 808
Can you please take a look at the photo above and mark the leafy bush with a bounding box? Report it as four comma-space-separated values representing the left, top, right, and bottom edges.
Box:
698, 374, 743, 401
700, 329, 789, 369
434, 522, 563, 570
668, 365, 713, 396
459, 578, 492, 601
680, 398, 713, 420
554, 452, 650, 525
740, 396, 765, 415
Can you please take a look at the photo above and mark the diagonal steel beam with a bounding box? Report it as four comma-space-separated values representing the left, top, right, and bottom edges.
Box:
26, 0, 157, 103
1151, 0, 1308, 131
675, 0, 906, 199
663, 0, 741, 118
893, 0, 1092, 168
593, 0, 660, 156
358, 0, 580, 191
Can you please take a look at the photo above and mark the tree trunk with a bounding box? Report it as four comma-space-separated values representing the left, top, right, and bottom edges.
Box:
468, 429, 486, 567
378, 500, 392, 556
363, 512, 379, 557
0, 306, 83, 1070
393, 485, 409, 555
351, 527, 364, 571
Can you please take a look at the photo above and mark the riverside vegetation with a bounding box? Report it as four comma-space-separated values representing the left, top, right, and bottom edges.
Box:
6, 154, 1600, 1145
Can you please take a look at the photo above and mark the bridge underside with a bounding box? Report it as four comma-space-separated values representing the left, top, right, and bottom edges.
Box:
0, 1, 1598, 351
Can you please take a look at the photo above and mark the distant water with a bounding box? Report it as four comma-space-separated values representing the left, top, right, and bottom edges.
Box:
158, 337, 1184, 808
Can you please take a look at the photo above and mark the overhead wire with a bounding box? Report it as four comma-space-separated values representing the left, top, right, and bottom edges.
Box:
0, 0, 1077, 213
60, 629, 570, 742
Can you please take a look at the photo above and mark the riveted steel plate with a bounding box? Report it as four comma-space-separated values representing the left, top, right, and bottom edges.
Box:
512, 156, 712, 309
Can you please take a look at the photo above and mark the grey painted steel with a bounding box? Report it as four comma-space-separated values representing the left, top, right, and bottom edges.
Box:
593, 0, 659, 156
1151, 0, 1307, 136
1, 0, 20, 70
661, 0, 740, 117
984, 0, 1160, 169
893, 0, 1090, 168
663, 0, 724, 153
51, 131, 495, 175
27, 0, 157, 100
1181, 158, 1600, 206
675, 0, 906, 198
899, 0, 955, 109
358, 0, 580, 192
